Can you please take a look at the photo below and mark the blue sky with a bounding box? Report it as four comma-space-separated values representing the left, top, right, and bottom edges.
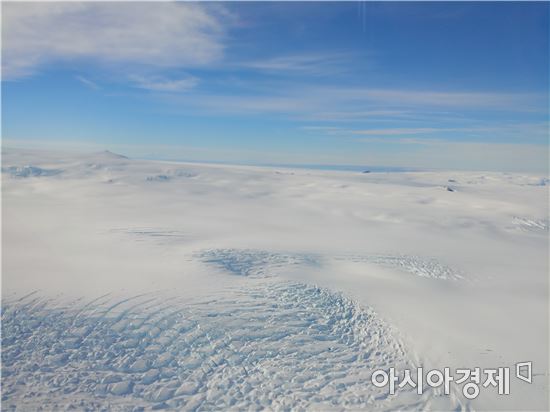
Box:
2, 2, 549, 172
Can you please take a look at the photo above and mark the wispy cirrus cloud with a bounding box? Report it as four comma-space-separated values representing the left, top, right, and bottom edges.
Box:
166, 84, 546, 116
351, 127, 448, 136
75, 75, 100, 90
129, 74, 200, 93
302, 121, 549, 144
239, 52, 359, 76
2, 2, 229, 80
302, 127, 455, 138
353, 137, 457, 145
318, 87, 546, 111
353, 123, 549, 139
302, 110, 416, 122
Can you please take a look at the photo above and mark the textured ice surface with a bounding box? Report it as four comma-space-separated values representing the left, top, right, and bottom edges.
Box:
146, 174, 171, 182
2, 165, 62, 178
335, 254, 466, 281
511, 216, 549, 233
1, 282, 459, 411
199, 248, 319, 278
3, 149, 547, 410
145, 169, 197, 182
199, 248, 465, 282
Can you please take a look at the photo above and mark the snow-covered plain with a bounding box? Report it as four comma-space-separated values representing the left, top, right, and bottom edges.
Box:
2, 148, 548, 410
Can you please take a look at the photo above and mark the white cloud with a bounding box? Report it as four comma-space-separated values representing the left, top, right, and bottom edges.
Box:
240, 53, 357, 76
352, 127, 445, 136
2, 2, 227, 79
351, 123, 549, 141
322, 87, 545, 111
129, 74, 199, 92
301, 122, 549, 145
301, 126, 343, 131
75, 75, 100, 90
303, 110, 415, 122
355, 137, 447, 145
166, 85, 545, 118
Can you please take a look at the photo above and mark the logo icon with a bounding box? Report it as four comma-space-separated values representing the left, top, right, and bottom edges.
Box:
515, 362, 532, 383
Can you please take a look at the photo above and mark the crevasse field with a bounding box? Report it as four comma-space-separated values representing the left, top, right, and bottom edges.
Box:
1, 148, 548, 410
